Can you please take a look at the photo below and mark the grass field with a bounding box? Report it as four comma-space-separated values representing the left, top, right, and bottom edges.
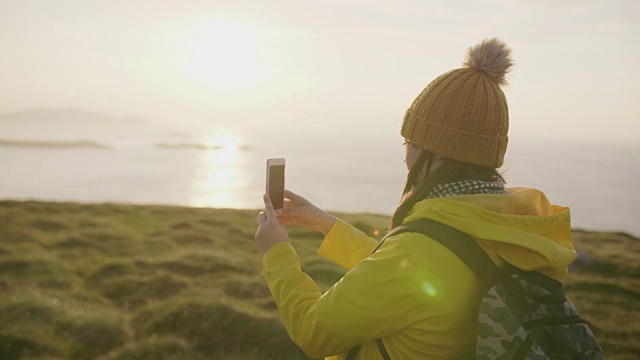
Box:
0, 200, 638, 359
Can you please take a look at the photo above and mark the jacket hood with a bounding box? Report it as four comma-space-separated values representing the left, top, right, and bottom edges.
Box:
403, 187, 576, 280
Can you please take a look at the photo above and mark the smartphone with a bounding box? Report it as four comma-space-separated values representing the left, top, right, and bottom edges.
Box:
266, 158, 286, 209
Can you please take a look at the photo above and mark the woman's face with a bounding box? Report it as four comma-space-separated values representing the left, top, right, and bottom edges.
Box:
404, 139, 444, 174
404, 140, 422, 170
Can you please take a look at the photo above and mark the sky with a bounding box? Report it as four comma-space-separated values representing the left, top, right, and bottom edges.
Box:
1, 0, 639, 142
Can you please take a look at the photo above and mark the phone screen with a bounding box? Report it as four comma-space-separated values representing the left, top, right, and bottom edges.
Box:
268, 164, 285, 209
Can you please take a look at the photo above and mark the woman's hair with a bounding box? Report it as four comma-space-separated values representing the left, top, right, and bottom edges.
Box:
389, 149, 505, 229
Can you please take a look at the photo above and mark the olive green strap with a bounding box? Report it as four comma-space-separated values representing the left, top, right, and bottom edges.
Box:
376, 338, 392, 360
345, 340, 391, 360
347, 218, 491, 360
345, 345, 361, 360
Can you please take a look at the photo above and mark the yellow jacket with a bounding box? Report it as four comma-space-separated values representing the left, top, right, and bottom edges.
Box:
262, 188, 576, 359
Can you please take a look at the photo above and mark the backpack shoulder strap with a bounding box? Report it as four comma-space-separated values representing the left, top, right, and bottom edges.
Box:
349, 218, 502, 360
382, 218, 501, 285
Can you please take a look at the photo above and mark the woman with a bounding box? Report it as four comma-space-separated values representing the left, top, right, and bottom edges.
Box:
255, 38, 576, 359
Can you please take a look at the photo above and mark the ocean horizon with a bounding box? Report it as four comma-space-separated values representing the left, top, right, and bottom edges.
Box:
2, 131, 639, 237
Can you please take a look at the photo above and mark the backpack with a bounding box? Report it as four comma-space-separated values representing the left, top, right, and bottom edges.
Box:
347, 219, 603, 360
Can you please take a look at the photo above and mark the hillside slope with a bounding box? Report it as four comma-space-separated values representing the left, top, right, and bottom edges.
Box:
0, 201, 637, 359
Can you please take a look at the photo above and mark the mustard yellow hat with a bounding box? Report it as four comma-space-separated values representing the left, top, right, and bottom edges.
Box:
401, 38, 513, 168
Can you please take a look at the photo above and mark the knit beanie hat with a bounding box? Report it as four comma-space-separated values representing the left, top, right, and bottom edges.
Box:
400, 38, 513, 168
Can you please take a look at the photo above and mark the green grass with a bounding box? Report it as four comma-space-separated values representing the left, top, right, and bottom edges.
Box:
0, 200, 637, 359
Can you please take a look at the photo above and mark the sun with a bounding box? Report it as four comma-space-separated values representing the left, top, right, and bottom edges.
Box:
178, 20, 268, 92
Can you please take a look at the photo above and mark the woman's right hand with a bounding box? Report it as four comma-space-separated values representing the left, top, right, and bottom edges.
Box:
276, 190, 336, 236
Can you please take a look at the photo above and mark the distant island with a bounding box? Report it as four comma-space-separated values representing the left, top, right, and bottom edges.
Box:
154, 142, 224, 150
155, 143, 250, 151
0, 107, 251, 152
0, 139, 109, 149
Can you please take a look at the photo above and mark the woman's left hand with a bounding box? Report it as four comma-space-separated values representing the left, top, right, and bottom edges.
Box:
255, 194, 290, 253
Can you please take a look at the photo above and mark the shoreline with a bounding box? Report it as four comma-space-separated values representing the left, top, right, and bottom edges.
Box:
1, 199, 637, 238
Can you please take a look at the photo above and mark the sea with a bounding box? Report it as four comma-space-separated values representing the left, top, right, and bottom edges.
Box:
1, 131, 639, 237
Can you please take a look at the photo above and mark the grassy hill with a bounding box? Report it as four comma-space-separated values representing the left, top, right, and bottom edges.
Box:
0, 201, 638, 359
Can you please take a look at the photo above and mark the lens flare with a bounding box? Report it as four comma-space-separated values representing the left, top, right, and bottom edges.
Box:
421, 281, 438, 297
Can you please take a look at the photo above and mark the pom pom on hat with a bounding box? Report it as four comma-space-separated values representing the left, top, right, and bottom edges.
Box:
463, 38, 513, 86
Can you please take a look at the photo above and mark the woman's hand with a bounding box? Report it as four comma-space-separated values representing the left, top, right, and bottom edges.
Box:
276, 190, 336, 236
255, 195, 290, 254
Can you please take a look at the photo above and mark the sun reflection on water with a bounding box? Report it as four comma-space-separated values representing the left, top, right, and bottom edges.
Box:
189, 131, 247, 208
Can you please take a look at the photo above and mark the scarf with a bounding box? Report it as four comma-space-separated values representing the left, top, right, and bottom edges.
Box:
426, 179, 507, 199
